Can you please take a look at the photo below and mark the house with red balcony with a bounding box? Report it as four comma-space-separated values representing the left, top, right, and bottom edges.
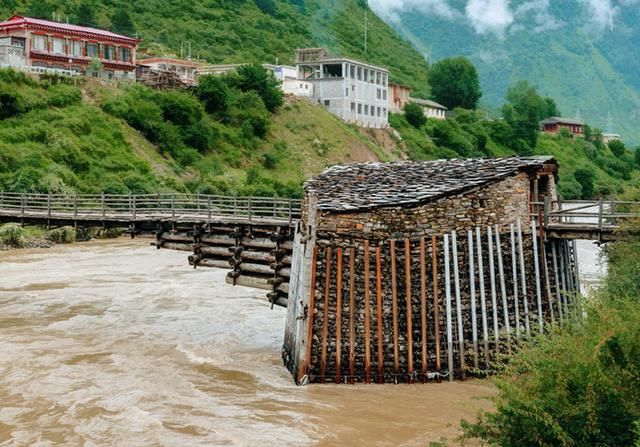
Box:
539, 116, 584, 136
0, 15, 139, 80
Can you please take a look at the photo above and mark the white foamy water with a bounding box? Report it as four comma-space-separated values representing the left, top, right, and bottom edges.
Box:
0, 240, 492, 446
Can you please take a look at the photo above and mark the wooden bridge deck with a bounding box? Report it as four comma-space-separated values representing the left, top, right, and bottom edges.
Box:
0, 192, 302, 228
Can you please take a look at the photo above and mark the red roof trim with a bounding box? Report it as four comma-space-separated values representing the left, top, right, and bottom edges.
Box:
0, 15, 139, 45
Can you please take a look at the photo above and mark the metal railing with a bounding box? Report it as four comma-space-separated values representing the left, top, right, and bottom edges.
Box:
0, 192, 302, 224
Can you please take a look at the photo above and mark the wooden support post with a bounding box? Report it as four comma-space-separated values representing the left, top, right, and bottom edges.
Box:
432, 236, 441, 375
320, 246, 332, 384
390, 239, 399, 382
487, 226, 499, 354
376, 246, 384, 384
510, 224, 521, 337
364, 240, 372, 384
335, 247, 343, 384
405, 239, 414, 382
452, 231, 465, 380
208, 196, 212, 221
468, 230, 479, 370
551, 241, 563, 325
531, 220, 544, 333
476, 227, 489, 367
300, 246, 318, 385
495, 226, 511, 352
517, 219, 531, 335
558, 241, 569, 317
420, 237, 428, 381
573, 239, 581, 295
444, 234, 453, 382
349, 247, 355, 385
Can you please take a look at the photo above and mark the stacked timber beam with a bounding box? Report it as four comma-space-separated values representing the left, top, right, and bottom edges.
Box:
154, 223, 295, 307
288, 220, 580, 384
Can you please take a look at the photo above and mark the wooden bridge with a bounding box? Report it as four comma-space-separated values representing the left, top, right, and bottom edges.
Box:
0, 192, 302, 229
0, 193, 637, 242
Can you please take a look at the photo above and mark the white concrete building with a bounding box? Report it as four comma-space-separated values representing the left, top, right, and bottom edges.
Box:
410, 97, 447, 120
296, 48, 389, 128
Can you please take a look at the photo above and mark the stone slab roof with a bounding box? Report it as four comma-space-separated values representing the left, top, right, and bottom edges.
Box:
305, 156, 556, 212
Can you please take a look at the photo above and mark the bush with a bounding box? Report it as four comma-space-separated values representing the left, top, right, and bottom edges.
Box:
574, 167, 595, 198
47, 84, 82, 108
0, 224, 26, 247
0, 89, 21, 119
46, 226, 76, 243
404, 102, 426, 128
609, 139, 626, 158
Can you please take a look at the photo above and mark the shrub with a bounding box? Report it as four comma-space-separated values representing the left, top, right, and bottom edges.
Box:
262, 151, 279, 169
609, 139, 626, 158
46, 226, 76, 243
404, 102, 426, 128
574, 167, 595, 198
0, 89, 21, 119
228, 92, 271, 138
0, 224, 26, 247
47, 84, 82, 108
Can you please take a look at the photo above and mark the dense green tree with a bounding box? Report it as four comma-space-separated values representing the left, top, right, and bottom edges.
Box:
231, 64, 283, 113
403, 102, 426, 128
574, 167, 595, 198
27, 0, 54, 19
635, 147, 640, 168
609, 139, 626, 158
255, 0, 277, 15
501, 80, 557, 153
76, 3, 96, 27
428, 57, 482, 110
228, 92, 271, 138
195, 75, 232, 118
111, 9, 135, 36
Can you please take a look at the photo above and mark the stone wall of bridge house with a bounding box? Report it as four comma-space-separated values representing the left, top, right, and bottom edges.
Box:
301, 231, 579, 384
286, 173, 577, 384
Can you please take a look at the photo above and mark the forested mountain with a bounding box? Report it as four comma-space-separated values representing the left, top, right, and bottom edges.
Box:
372, 0, 640, 143
0, 0, 428, 94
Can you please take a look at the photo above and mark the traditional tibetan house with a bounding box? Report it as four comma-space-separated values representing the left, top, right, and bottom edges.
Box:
0, 15, 139, 80
410, 97, 447, 120
283, 156, 579, 385
540, 116, 584, 136
137, 57, 201, 87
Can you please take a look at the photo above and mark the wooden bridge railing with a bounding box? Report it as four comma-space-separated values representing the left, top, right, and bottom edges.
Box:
533, 198, 640, 232
0, 192, 303, 223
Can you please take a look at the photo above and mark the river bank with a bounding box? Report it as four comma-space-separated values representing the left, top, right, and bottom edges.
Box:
0, 223, 123, 250
0, 240, 495, 446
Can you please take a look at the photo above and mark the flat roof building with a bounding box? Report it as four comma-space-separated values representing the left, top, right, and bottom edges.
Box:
296, 48, 389, 129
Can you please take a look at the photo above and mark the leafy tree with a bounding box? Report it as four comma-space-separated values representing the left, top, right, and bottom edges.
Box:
501, 80, 556, 152
195, 75, 232, 118
231, 64, 283, 113
255, 0, 277, 15
428, 57, 482, 110
635, 147, 640, 168
574, 167, 595, 198
228, 91, 271, 138
609, 139, 626, 158
76, 3, 96, 27
544, 97, 560, 118
404, 102, 426, 128
27, 0, 54, 19
111, 9, 135, 36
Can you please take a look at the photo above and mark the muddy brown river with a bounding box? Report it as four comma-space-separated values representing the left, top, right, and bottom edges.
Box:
0, 240, 494, 446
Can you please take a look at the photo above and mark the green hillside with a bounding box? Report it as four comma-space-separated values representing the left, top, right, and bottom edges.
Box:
378, 0, 640, 144
0, 0, 428, 95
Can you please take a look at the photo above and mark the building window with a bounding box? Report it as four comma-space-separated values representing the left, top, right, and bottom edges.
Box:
51, 37, 65, 54
377, 107, 381, 117
351, 102, 356, 112
377, 89, 381, 100
324, 100, 330, 106
86, 43, 99, 58
345, 88, 349, 97
118, 47, 130, 62
32, 35, 47, 52
104, 45, 116, 60
383, 90, 387, 100
364, 69, 369, 82
376, 72, 381, 85
364, 104, 368, 115
383, 108, 387, 116
350, 65, 355, 79
71, 40, 82, 57
371, 106, 375, 117
357, 103, 362, 114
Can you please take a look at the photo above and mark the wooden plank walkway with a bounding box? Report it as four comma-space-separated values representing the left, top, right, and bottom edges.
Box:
0, 192, 302, 228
